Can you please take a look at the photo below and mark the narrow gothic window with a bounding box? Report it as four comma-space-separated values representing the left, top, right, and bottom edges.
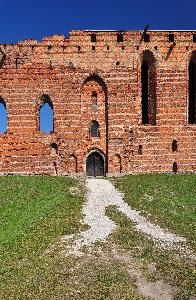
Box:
51, 143, 58, 154
39, 94, 54, 134
91, 91, 98, 110
144, 33, 150, 42
117, 33, 123, 43
0, 97, 7, 133
91, 34, 96, 42
141, 51, 157, 125
138, 145, 143, 155
141, 62, 149, 124
168, 34, 174, 42
172, 140, 177, 152
173, 162, 177, 173
189, 52, 196, 123
90, 121, 100, 137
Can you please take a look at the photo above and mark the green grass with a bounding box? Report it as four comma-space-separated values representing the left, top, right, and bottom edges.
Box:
1, 174, 196, 299
111, 174, 196, 247
0, 176, 84, 300
109, 174, 196, 299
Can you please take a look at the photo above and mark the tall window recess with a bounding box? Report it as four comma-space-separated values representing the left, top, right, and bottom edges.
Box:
39, 94, 54, 133
189, 51, 196, 124
90, 120, 100, 138
141, 50, 157, 125
0, 97, 7, 133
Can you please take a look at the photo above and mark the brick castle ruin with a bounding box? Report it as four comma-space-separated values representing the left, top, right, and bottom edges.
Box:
0, 30, 196, 176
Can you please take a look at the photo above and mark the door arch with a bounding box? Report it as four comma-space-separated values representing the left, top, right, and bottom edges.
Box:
86, 152, 104, 176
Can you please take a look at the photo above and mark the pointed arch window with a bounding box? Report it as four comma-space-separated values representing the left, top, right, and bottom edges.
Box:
90, 120, 100, 138
189, 52, 196, 124
0, 97, 7, 133
39, 94, 54, 133
141, 51, 157, 125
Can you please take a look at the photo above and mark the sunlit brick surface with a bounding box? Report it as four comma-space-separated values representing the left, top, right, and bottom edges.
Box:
0, 30, 195, 175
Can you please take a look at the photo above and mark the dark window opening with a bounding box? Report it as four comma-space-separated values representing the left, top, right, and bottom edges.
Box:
189, 57, 196, 123
107, 46, 109, 50
138, 145, 143, 155
141, 62, 149, 124
77, 46, 81, 51
51, 143, 58, 154
122, 46, 125, 51
53, 161, 58, 175
144, 33, 150, 42
0, 97, 7, 133
116, 61, 120, 66
193, 34, 196, 43
92, 46, 95, 51
141, 51, 157, 125
39, 94, 54, 134
172, 140, 178, 152
173, 162, 177, 173
168, 34, 174, 42
90, 121, 100, 138
117, 33, 123, 43
91, 91, 98, 110
154, 46, 157, 50
91, 34, 96, 43
48, 45, 52, 50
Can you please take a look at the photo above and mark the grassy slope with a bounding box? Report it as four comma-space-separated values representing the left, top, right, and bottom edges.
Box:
111, 174, 196, 246
0, 176, 141, 300
1, 174, 196, 299
0, 176, 84, 300
109, 174, 196, 299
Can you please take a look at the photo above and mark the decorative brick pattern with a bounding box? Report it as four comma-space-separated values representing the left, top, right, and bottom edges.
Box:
0, 30, 195, 175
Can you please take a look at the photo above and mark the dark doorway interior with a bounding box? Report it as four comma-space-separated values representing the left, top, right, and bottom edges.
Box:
86, 152, 104, 176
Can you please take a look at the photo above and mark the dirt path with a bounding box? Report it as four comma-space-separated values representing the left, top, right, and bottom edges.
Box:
57, 178, 196, 300
62, 178, 188, 256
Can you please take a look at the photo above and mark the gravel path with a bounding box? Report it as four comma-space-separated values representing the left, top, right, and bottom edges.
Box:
62, 178, 188, 256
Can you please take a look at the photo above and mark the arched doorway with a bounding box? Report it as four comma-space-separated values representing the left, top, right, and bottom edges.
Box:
86, 152, 104, 176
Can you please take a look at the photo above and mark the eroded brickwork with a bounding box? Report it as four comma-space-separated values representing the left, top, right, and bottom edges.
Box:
0, 30, 196, 175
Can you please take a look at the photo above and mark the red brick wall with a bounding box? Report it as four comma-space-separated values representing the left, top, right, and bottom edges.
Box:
0, 30, 195, 175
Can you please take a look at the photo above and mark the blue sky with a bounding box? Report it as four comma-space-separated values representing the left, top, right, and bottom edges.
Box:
0, 0, 196, 133
1, 0, 196, 43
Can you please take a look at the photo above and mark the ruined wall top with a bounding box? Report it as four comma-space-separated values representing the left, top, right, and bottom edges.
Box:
0, 30, 196, 70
